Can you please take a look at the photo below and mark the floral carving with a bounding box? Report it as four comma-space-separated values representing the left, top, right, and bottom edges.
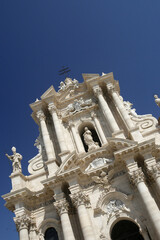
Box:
36, 110, 46, 121
93, 86, 102, 97
128, 168, 145, 186
14, 215, 30, 231
54, 199, 69, 215
72, 192, 90, 208
146, 163, 160, 182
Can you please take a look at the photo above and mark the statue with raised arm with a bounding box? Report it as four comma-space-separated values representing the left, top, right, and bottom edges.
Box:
6, 147, 22, 173
154, 95, 160, 107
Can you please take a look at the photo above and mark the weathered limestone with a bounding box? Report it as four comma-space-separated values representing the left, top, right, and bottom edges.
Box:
3, 73, 160, 240
93, 85, 125, 139
36, 110, 55, 161
54, 199, 75, 240
72, 192, 96, 240
48, 102, 68, 153
129, 168, 160, 240
14, 215, 30, 240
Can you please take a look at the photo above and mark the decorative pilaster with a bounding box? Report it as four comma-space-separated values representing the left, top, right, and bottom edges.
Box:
48, 103, 68, 153
128, 168, 160, 239
68, 121, 85, 153
36, 110, 56, 161
106, 83, 143, 141
54, 199, 75, 240
29, 219, 38, 240
93, 85, 125, 139
72, 192, 96, 240
91, 112, 107, 145
14, 215, 30, 240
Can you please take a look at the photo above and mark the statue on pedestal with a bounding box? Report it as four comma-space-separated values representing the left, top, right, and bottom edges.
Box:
154, 95, 160, 107
83, 127, 99, 151
6, 147, 22, 173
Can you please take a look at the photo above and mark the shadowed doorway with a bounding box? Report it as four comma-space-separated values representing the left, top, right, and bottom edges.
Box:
44, 227, 59, 240
111, 220, 144, 240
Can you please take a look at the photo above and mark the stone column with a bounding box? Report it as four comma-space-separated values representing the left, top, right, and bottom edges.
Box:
69, 121, 85, 153
14, 215, 30, 240
106, 83, 143, 141
48, 103, 68, 153
54, 199, 75, 240
36, 110, 55, 161
129, 168, 160, 240
146, 163, 160, 192
93, 85, 125, 139
91, 112, 107, 145
72, 192, 96, 240
29, 220, 38, 240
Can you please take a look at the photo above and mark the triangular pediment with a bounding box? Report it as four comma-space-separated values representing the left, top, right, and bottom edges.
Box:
41, 86, 57, 100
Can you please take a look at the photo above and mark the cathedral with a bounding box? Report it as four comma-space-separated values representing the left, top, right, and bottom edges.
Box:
2, 72, 160, 240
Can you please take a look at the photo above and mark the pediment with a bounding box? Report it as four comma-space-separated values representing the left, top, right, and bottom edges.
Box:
41, 86, 56, 100
56, 151, 78, 175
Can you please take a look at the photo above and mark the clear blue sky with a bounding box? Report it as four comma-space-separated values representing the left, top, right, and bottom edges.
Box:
1, 0, 160, 239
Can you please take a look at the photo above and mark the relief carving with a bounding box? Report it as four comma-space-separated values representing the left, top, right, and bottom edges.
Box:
66, 98, 93, 115
85, 157, 113, 171
92, 170, 114, 191
58, 77, 79, 92
54, 199, 69, 215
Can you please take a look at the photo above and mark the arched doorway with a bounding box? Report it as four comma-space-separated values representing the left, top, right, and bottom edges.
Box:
111, 220, 144, 240
44, 227, 59, 240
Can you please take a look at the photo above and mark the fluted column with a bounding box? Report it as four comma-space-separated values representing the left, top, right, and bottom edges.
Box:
69, 121, 85, 153
54, 199, 75, 240
36, 110, 55, 161
106, 83, 143, 140
91, 112, 107, 145
72, 192, 96, 240
93, 85, 125, 139
48, 103, 68, 153
129, 168, 160, 239
14, 215, 30, 240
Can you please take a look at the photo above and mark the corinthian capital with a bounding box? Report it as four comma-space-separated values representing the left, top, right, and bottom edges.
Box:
48, 103, 56, 114
54, 199, 69, 215
93, 86, 102, 97
128, 168, 145, 186
36, 110, 46, 121
106, 83, 115, 94
14, 215, 30, 231
147, 163, 160, 182
71, 191, 90, 208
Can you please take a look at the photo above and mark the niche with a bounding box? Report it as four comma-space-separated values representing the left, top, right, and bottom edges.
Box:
79, 123, 101, 152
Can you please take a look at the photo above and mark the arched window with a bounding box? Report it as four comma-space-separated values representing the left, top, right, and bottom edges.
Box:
44, 227, 59, 240
111, 220, 144, 240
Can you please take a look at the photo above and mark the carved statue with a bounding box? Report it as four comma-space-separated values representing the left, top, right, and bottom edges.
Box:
83, 127, 99, 151
65, 77, 73, 86
92, 170, 109, 186
154, 95, 160, 107
6, 147, 22, 173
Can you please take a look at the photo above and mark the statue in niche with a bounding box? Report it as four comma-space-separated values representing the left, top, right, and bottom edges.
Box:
154, 94, 160, 107
6, 147, 22, 173
83, 127, 99, 151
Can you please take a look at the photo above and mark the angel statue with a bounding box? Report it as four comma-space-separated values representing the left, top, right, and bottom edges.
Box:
92, 170, 112, 191
6, 147, 22, 173
154, 95, 160, 107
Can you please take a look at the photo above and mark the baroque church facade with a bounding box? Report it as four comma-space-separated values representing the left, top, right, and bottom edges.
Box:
2, 72, 160, 240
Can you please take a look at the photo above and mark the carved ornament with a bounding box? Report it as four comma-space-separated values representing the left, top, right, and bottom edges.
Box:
6, 147, 22, 173
14, 215, 31, 231
146, 163, 160, 181
72, 191, 90, 208
54, 199, 69, 215
36, 110, 46, 121
128, 168, 145, 186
